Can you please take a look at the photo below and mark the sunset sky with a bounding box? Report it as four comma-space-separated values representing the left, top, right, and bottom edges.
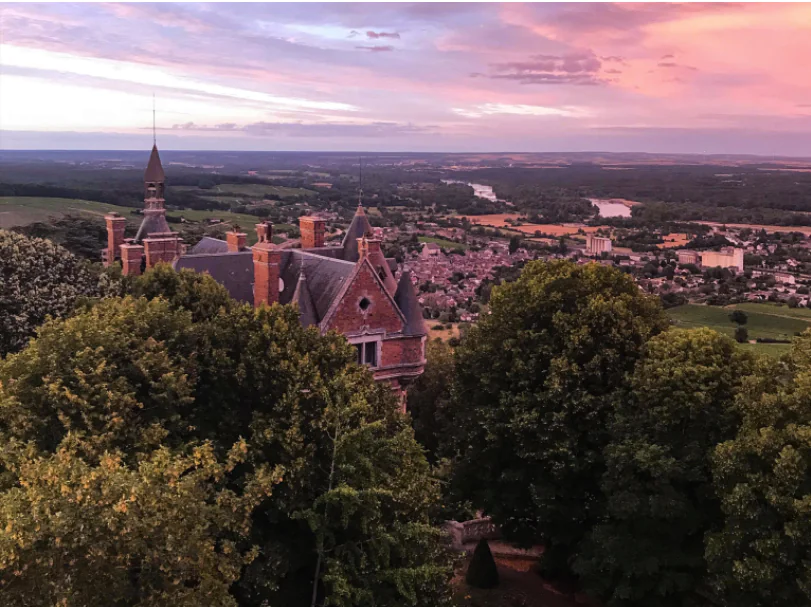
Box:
1, 2, 810, 154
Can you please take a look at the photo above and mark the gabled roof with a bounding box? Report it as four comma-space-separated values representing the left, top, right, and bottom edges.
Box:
393, 270, 427, 336
134, 212, 171, 243
144, 144, 165, 182
340, 205, 373, 263
278, 250, 355, 320
319, 256, 407, 332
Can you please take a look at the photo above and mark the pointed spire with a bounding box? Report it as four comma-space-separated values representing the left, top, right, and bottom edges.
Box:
144, 144, 165, 183
394, 270, 426, 336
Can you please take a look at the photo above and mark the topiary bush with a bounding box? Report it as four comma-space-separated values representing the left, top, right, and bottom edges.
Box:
465, 539, 499, 589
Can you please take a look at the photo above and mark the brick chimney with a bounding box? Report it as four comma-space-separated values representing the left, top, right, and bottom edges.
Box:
299, 215, 325, 249
255, 221, 272, 244
120, 244, 144, 276
143, 232, 182, 269
226, 229, 247, 252
104, 213, 127, 266
253, 241, 281, 307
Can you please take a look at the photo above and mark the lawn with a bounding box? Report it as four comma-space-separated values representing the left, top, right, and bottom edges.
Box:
418, 235, 469, 251
0, 196, 136, 229
667, 303, 810, 342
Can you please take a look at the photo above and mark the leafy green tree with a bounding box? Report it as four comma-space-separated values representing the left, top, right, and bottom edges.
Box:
0, 295, 452, 605
128, 262, 235, 322
451, 260, 669, 576
0, 230, 121, 357
575, 329, 753, 606
734, 326, 749, 343
706, 337, 811, 607
729, 310, 748, 325
0, 440, 280, 606
408, 340, 455, 464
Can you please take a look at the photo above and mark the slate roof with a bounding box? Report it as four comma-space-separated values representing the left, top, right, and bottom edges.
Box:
134, 212, 172, 243
172, 233, 422, 335
144, 144, 165, 182
340, 205, 373, 263
278, 250, 355, 321
173, 251, 254, 304
189, 237, 230, 255
291, 272, 319, 327
393, 271, 427, 336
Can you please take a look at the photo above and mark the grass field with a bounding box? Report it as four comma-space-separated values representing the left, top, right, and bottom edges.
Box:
0, 197, 297, 245
0, 196, 137, 228
418, 235, 469, 250
667, 303, 811, 360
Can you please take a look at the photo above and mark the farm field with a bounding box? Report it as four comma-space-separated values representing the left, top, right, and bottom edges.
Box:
418, 235, 469, 250
667, 303, 811, 343
0, 196, 136, 228
456, 214, 607, 237
696, 221, 811, 236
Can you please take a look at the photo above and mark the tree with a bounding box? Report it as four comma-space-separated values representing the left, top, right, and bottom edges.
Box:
450, 260, 669, 577
0, 294, 453, 605
729, 310, 748, 325
408, 340, 455, 464
508, 235, 522, 255
575, 329, 753, 606
0, 230, 121, 357
734, 326, 749, 343
706, 337, 811, 607
128, 262, 235, 322
465, 540, 499, 589
0, 440, 279, 606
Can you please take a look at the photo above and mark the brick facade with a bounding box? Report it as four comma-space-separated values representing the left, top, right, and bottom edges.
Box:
323, 261, 404, 335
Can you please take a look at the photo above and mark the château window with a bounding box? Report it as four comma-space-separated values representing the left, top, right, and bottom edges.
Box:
354, 341, 378, 368
359, 297, 371, 311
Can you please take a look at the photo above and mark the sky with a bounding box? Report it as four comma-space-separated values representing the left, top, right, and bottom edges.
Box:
1, 2, 810, 155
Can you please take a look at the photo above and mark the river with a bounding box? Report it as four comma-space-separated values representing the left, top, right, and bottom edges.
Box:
589, 198, 633, 218
442, 180, 499, 203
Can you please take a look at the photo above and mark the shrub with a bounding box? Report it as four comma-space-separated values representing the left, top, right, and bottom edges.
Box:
465, 539, 499, 589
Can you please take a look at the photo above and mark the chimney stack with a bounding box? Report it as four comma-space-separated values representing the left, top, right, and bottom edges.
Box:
120, 243, 144, 276
299, 215, 325, 249
104, 213, 127, 266
253, 241, 281, 307
226, 228, 247, 252
255, 222, 272, 244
